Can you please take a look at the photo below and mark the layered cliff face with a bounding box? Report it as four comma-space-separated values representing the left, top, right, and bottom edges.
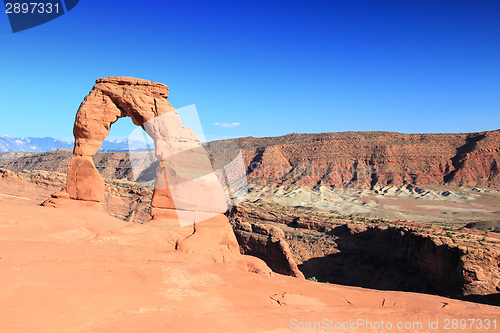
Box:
228, 203, 500, 304
230, 217, 305, 279
214, 130, 500, 190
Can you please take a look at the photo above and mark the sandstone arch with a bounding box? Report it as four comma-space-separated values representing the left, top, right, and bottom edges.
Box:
38, 76, 294, 277
66, 76, 227, 224
41, 76, 275, 275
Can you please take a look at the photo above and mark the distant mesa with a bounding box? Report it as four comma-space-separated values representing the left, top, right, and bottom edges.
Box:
225, 129, 500, 190
4, 129, 500, 191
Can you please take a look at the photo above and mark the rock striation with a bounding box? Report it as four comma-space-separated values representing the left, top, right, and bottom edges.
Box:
230, 215, 305, 278
212, 130, 500, 189
6, 130, 500, 191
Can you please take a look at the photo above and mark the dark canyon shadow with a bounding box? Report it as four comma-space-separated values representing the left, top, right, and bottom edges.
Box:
297, 224, 499, 306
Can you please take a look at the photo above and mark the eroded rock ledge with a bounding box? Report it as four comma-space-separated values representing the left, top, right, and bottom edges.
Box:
228, 202, 500, 305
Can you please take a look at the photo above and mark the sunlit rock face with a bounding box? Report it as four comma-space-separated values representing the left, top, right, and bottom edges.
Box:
67, 76, 228, 224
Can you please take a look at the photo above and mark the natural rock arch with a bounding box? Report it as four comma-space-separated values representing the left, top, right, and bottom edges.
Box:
66, 76, 227, 223
40, 76, 275, 276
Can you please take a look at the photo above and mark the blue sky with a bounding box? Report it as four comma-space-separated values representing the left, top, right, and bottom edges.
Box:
0, 0, 499, 141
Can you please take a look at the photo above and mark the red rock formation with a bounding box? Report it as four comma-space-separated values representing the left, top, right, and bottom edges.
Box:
68, 77, 172, 201
229, 202, 500, 302
45, 76, 272, 274
214, 130, 500, 189
66, 76, 227, 223
6, 130, 499, 191
230, 216, 305, 278
66, 156, 105, 202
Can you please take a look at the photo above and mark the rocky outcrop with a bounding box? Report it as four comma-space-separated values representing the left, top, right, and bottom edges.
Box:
69, 77, 167, 203
464, 221, 500, 233
229, 203, 500, 304
66, 156, 105, 202
313, 224, 500, 298
230, 217, 304, 278
62, 76, 226, 220
0, 168, 20, 180
61, 76, 228, 225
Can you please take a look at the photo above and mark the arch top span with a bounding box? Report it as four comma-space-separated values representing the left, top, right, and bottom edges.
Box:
73, 76, 172, 157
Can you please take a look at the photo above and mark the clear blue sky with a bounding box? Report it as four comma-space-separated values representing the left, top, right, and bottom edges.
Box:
1, 0, 499, 141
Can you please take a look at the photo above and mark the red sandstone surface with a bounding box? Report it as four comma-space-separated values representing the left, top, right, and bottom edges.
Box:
0, 178, 499, 333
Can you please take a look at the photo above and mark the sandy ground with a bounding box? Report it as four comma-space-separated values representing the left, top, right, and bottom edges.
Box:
0, 179, 499, 333
247, 184, 500, 226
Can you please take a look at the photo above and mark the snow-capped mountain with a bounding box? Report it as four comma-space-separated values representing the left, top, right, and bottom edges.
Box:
0, 135, 150, 152
0, 135, 73, 152
99, 138, 130, 151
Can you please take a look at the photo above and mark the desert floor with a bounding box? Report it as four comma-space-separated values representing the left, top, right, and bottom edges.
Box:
0, 179, 499, 333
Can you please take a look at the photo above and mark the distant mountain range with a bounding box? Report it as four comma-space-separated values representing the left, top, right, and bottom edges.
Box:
2, 130, 499, 190
0, 135, 140, 152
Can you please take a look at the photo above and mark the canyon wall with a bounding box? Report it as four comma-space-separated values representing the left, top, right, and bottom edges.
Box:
216, 130, 500, 189
228, 203, 500, 303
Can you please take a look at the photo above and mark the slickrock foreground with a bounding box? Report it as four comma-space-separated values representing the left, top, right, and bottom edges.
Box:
0, 179, 499, 332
